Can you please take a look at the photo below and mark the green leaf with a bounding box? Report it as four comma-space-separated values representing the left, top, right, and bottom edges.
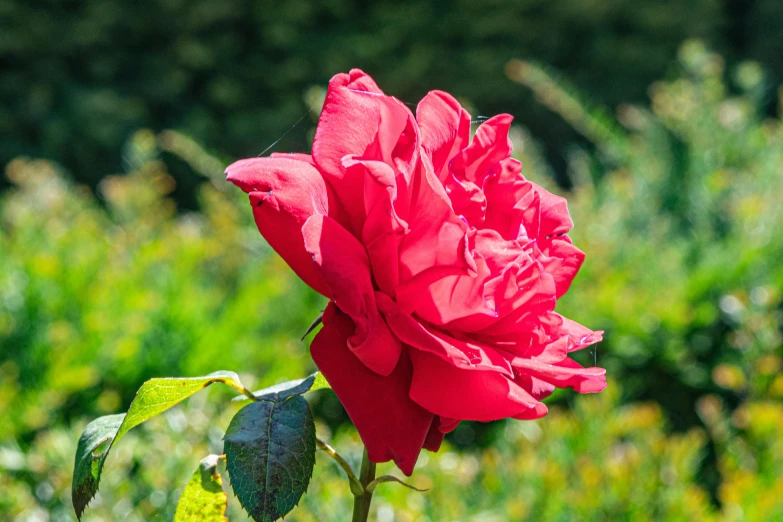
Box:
224, 396, 316, 522
72, 414, 125, 519
310, 371, 330, 392
72, 371, 249, 519
174, 455, 228, 522
234, 371, 331, 403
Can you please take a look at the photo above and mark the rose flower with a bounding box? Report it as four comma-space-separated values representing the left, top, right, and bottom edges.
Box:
226, 70, 606, 476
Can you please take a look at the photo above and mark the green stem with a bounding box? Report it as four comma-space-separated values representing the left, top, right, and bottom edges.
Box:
316, 438, 363, 496
351, 449, 376, 522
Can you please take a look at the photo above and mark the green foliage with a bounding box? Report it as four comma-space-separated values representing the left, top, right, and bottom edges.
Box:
173, 455, 228, 522
364, 387, 718, 521
71, 367, 323, 521
5, 382, 782, 520
224, 398, 316, 522
236, 372, 330, 404
70, 414, 124, 518
511, 41, 783, 430
0, 134, 325, 441
72, 371, 252, 518
1, 0, 731, 192
1, 41, 783, 521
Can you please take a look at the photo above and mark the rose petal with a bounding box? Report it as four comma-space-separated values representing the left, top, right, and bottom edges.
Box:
510, 356, 608, 394
416, 90, 471, 183
225, 157, 332, 296
483, 158, 537, 241
535, 236, 585, 298
303, 215, 401, 376
559, 317, 604, 352
409, 349, 542, 422
439, 417, 461, 433
395, 255, 494, 326
450, 114, 513, 184
423, 416, 445, 452
515, 374, 557, 401
534, 183, 574, 237
398, 160, 474, 281
269, 152, 316, 165
474, 270, 557, 339
312, 70, 383, 180
340, 157, 408, 296
313, 70, 419, 224
530, 336, 569, 364
341, 69, 384, 94
435, 237, 530, 333
376, 292, 513, 376
513, 402, 549, 420
458, 261, 557, 342
443, 176, 487, 228
310, 304, 434, 476
376, 96, 420, 178
473, 229, 526, 276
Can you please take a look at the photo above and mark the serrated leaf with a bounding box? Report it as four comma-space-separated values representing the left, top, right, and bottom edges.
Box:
224, 396, 316, 522
235, 371, 331, 403
71, 414, 124, 518
174, 455, 228, 522
72, 371, 249, 519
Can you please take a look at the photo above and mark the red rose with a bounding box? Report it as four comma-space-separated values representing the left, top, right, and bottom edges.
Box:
226, 69, 605, 475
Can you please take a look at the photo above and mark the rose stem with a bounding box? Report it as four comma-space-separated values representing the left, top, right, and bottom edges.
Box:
351, 448, 376, 522
315, 438, 363, 495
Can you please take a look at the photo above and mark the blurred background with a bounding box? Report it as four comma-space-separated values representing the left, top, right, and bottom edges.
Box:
2, 1, 783, 521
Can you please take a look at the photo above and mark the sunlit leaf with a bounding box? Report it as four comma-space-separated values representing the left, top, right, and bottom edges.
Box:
224, 396, 316, 522
174, 455, 228, 522
310, 371, 330, 392
71, 414, 124, 519
234, 371, 330, 403
72, 371, 249, 519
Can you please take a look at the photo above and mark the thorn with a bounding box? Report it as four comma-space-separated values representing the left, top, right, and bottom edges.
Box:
301, 311, 324, 340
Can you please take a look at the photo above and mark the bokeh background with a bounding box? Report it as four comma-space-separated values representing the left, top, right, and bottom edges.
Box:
2, 1, 783, 521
